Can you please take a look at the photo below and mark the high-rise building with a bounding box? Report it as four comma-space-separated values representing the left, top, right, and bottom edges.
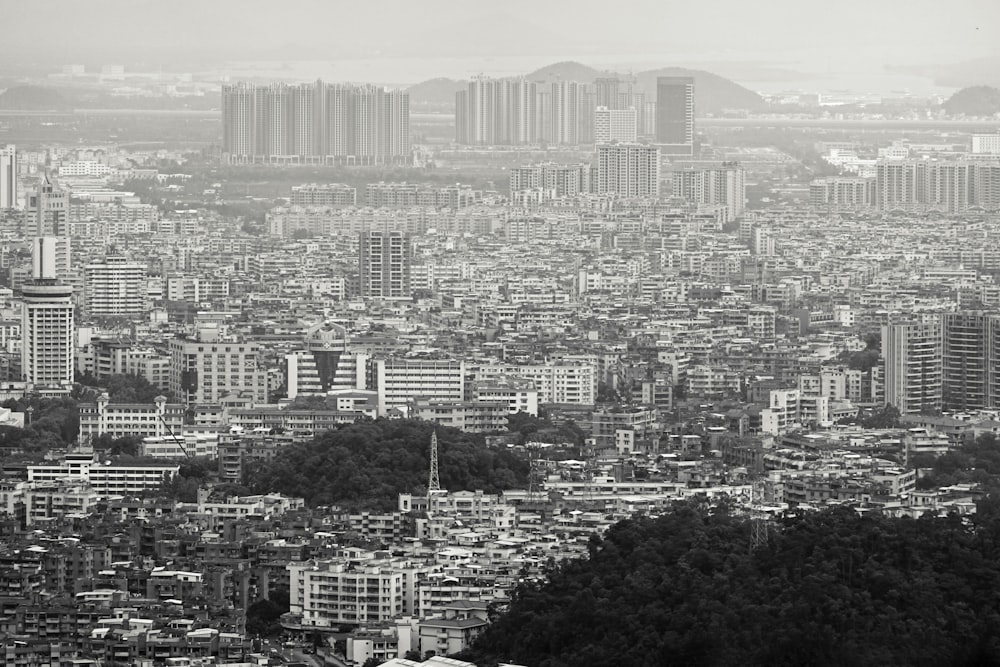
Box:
655, 76, 695, 156
549, 81, 581, 145
0, 145, 16, 209
882, 321, 942, 414
27, 174, 68, 237
809, 176, 877, 210
221, 81, 410, 165
359, 231, 412, 300
594, 143, 660, 198
168, 327, 267, 405
594, 107, 638, 144
941, 312, 1000, 411
509, 163, 592, 199
83, 256, 148, 318
455, 77, 538, 145
593, 77, 647, 136
669, 164, 745, 221
21, 238, 74, 387
875, 159, 1000, 213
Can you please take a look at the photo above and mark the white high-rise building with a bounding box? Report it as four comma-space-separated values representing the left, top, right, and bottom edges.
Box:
22, 239, 74, 386
83, 256, 147, 318
594, 107, 638, 144
594, 143, 660, 198
0, 145, 15, 209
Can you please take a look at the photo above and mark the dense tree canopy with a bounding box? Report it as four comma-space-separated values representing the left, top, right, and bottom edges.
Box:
77, 372, 175, 403
245, 419, 529, 510
460, 505, 1000, 667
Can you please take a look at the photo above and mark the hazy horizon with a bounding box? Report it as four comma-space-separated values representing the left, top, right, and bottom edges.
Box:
5, 0, 999, 94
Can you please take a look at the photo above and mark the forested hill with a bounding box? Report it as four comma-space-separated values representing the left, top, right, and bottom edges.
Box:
459, 505, 1000, 667
244, 419, 529, 510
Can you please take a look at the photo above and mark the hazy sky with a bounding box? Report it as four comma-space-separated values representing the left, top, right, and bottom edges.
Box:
7, 0, 1000, 86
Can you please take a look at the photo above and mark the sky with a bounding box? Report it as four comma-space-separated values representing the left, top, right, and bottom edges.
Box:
6, 0, 1000, 90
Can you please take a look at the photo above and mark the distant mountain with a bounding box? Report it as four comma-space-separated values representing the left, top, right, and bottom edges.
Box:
0, 85, 72, 111
942, 85, 1000, 116
890, 56, 1000, 89
407, 61, 765, 113
406, 78, 466, 106
635, 67, 767, 113
523, 61, 610, 84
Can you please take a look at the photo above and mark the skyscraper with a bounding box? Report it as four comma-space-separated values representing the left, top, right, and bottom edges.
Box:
0, 145, 16, 209
21, 238, 74, 387
882, 321, 942, 414
455, 77, 538, 145
550, 81, 581, 145
221, 81, 410, 165
655, 76, 695, 156
28, 173, 68, 237
359, 231, 412, 300
594, 144, 660, 198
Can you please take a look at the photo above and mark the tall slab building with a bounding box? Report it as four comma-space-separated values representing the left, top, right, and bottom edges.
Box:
655, 76, 695, 156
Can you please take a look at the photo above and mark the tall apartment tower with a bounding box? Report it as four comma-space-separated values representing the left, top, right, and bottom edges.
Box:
941, 312, 1000, 410
881, 321, 943, 414
83, 256, 148, 318
594, 143, 660, 198
221, 81, 410, 165
669, 164, 746, 221
455, 77, 537, 145
0, 145, 15, 209
359, 231, 412, 300
21, 238, 74, 386
655, 76, 695, 156
550, 81, 581, 145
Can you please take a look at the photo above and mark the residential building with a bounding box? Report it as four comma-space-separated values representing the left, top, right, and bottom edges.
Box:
882, 321, 943, 414
509, 162, 591, 200
288, 555, 437, 627
221, 81, 410, 165
83, 256, 147, 318
670, 164, 746, 221
941, 311, 1000, 410
289, 183, 357, 207
359, 231, 412, 300
455, 77, 537, 145
594, 143, 660, 198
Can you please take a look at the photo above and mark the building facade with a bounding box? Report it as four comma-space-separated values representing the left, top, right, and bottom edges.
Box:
594, 143, 660, 198
655, 76, 695, 156
359, 231, 412, 300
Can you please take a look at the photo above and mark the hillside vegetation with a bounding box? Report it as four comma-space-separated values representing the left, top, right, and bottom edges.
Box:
459, 505, 1000, 667
245, 418, 529, 510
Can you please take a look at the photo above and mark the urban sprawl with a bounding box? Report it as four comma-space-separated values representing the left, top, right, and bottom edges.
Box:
0, 67, 998, 666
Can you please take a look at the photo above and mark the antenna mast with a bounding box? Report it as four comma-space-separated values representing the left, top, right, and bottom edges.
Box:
428, 430, 441, 493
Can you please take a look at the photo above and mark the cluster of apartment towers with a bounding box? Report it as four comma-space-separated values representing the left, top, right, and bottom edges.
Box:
221, 75, 696, 163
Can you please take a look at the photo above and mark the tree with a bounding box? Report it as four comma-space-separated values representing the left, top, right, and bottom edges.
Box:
245, 419, 529, 510
459, 504, 1000, 667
